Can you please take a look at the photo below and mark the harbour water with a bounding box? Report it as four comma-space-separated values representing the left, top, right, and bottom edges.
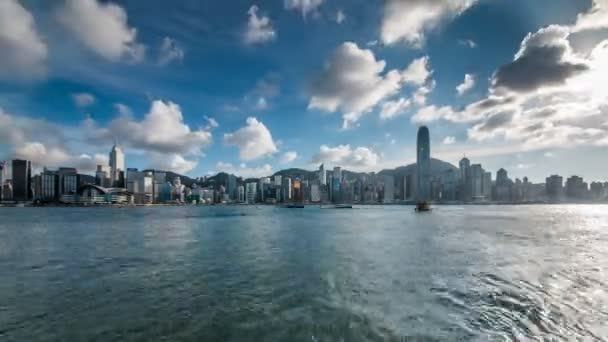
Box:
0, 205, 607, 341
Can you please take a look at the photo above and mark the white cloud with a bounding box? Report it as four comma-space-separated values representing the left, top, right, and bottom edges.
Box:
311, 144, 379, 170
442, 136, 456, 145
150, 153, 198, 174
458, 39, 477, 48
158, 37, 184, 66
0, 0, 47, 80
336, 10, 346, 24
380, 98, 411, 120
244, 5, 276, 45
380, 0, 479, 46
284, 0, 323, 17
114, 103, 133, 116
216, 162, 273, 179
412, 80, 436, 106
72, 93, 96, 107
456, 73, 476, 96
280, 151, 298, 164
224, 117, 278, 160
56, 0, 145, 62
309, 42, 431, 129
255, 97, 268, 110
204, 116, 219, 130
88, 100, 213, 156
571, 0, 608, 32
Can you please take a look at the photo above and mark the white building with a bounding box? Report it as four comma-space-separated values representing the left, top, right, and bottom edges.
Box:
310, 183, 321, 202
383, 175, 395, 203
126, 168, 153, 204
237, 185, 245, 202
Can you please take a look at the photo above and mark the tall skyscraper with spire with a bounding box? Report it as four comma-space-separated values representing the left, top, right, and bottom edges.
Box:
416, 126, 431, 201
109, 144, 125, 187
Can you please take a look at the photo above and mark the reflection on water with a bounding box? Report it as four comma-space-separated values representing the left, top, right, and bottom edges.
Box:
0, 205, 607, 341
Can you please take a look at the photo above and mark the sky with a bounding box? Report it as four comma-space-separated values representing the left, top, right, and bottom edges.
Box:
1, 0, 608, 183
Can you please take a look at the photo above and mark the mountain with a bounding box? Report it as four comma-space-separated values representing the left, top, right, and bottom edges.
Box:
378, 158, 458, 179
272, 168, 317, 180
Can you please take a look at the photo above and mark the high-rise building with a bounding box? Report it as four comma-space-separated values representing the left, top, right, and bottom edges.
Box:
227, 174, 237, 200
282, 177, 292, 202
109, 145, 125, 187
416, 126, 431, 201
0, 160, 5, 201
95, 165, 112, 188
495, 168, 511, 202
382, 175, 395, 203
237, 185, 245, 202
246, 182, 257, 204
470, 164, 484, 200
127, 168, 153, 204
545, 175, 563, 202
441, 169, 458, 201
566, 175, 588, 199
482, 172, 492, 201
318, 164, 326, 185
458, 157, 471, 201
12, 159, 32, 201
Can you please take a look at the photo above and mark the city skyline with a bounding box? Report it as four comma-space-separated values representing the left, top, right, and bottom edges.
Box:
2, 1, 608, 182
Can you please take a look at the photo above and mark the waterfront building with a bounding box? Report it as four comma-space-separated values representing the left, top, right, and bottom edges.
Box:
228, 174, 237, 200
441, 169, 458, 201
12, 159, 32, 202
545, 175, 563, 202
246, 182, 257, 204
172, 177, 186, 202
151, 171, 167, 203
310, 182, 321, 202
95, 165, 112, 188
109, 145, 125, 187
282, 177, 292, 202
0, 160, 5, 200
238, 185, 245, 202
39, 168, 59, 202
566, 176, 588, 199
482, 172, 492, 201
494, 168, 511, 202
416, 126, 431, 201
470, 164, 484, 201
458, 157, 471, 201
590, 182, 607, 201
318, 164, 327, 185
382, 175, 395, 203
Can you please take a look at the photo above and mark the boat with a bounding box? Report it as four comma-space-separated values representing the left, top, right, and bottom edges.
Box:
283, 204, 305, 208
334, 204, 353, 209
415, 201, 432, 212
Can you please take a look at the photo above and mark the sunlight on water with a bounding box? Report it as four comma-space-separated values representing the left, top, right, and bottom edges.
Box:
0, 205, 607, 341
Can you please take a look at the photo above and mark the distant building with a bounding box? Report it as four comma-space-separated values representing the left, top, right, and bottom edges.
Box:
382, 175, 395, 203
246, 182, 257, 204
318, 164, 326, 186
237, 185, 245, 202
441, 169, 458, 201
95, 165, 112, 188
12, 159, 32, 202
227, 174, 237, 201
109, 145, 125, 187
282, 177, 292, 202
566, 176, 588, 200
416, 126, 431, 201
458, 157, 471, 201
470, 164, 484, 201
545, 175, 563, 202
310, 182, 321, 202
494, 168, 511, 202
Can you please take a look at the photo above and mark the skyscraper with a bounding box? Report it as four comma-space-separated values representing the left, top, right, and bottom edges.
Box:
12, 159, 32, 201
416, 126, 431, 201
109, 144, 125, 187
318, 164, 326, 185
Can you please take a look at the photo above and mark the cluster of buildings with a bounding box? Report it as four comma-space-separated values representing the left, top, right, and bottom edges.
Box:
1, 129, 608, 205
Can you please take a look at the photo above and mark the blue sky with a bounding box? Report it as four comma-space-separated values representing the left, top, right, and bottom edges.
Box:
1, 0, 608, 182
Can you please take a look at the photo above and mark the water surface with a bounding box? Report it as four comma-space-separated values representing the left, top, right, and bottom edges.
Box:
1, 205, 607, 341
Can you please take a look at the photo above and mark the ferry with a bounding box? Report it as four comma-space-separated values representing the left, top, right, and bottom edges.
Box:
282, 204, 305, 208
415, 201, 432, 212
334, 204, 353, 209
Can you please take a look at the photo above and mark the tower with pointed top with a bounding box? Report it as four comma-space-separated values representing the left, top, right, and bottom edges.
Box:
109, 144, 125, 188
416, 126, 431, 201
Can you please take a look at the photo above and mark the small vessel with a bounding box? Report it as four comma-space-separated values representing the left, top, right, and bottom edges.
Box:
283, 204, 305, 208
334, 204, 353, 209
415, 201, 432, 212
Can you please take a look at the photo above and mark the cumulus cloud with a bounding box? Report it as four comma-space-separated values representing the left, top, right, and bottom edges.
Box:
380, 0, 479, 47
88, 100, 213, 156
311, 144, 379, 170
72, 93, 96, 107
280, 151, 298, 164
309, 42, 431, 129
56, 0, 145, 62
456, 74, 475, 95
216, 162, 273, 179
158, 37, 184, 66
442, 136, 456, 145
149, 153, 198, 174
492, 25, 589, 93
244, 5, 276, 45
284, 0, 323, 17
416, 22, 608, 153
380, 98, 411, 120
0, 0, 47, 80
203, 116, 219, 130
571, 0, 608, 32
224, 117, 278, 160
